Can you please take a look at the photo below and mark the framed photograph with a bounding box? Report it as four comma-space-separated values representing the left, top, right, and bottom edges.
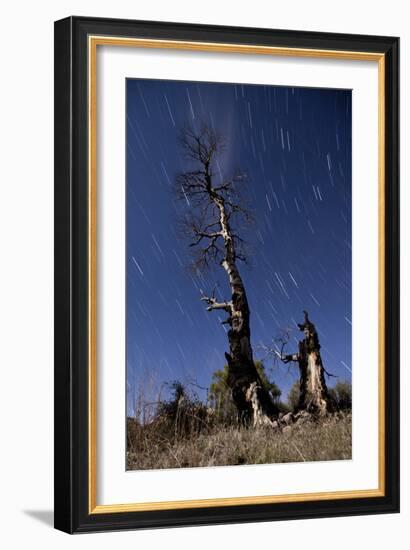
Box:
54, 16, 399, 533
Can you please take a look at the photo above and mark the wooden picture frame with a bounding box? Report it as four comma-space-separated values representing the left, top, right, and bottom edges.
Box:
54, 16, 399, 533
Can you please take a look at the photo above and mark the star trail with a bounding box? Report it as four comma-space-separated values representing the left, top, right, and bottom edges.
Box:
126, 78, 352, 416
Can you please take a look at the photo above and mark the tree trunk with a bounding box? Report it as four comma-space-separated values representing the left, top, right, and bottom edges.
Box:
223, 269, 277, 426
283, 311, 333, 416
211, 194, 277, 426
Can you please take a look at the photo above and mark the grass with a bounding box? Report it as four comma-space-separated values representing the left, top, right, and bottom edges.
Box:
127, 412, 352, 470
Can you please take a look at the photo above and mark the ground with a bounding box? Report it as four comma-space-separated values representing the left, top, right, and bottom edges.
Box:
127, 412, 351, 470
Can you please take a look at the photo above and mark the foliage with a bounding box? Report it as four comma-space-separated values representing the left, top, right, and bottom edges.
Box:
208, 361, 282, 409
139, 381, 213, 442
287, 380, 300, 412
328, 380, 352, 410
276, 400, 291, 415
156, 380, 187, 418
208, 364, 237, 422
208, 361, 281, 416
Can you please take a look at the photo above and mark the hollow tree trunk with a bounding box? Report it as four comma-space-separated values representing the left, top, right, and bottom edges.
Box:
283, 311, 332, 416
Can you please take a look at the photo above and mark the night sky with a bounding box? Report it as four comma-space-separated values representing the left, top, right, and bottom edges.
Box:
126, 79, 352, 417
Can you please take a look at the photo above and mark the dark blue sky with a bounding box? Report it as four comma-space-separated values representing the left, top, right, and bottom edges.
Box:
126, 79, 352, 417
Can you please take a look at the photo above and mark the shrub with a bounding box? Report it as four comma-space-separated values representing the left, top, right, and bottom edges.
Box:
287, 380, 300, 412
328, 380, 352, 410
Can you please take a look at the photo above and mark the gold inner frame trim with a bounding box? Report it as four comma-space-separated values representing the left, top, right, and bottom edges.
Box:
88, 35, 386, 514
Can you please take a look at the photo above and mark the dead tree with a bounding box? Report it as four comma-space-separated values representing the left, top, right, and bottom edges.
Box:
281, 311, 333, 415
176, 125, 278, 426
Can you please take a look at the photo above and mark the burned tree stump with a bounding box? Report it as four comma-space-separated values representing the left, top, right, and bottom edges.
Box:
282, 311, 333, 415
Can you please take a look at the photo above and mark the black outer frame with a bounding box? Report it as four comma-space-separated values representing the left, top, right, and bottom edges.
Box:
54, 16, 400, 534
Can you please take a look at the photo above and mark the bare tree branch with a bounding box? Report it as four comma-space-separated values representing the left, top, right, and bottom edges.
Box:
201, 295, 233, 312
175, 123, 252, 273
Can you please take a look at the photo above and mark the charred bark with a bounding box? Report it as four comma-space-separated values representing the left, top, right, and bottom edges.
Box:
177, 126, 278, 426
282, 311, 333, 415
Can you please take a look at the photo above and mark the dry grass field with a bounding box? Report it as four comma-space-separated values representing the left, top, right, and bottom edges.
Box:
127, 411, 352, 470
